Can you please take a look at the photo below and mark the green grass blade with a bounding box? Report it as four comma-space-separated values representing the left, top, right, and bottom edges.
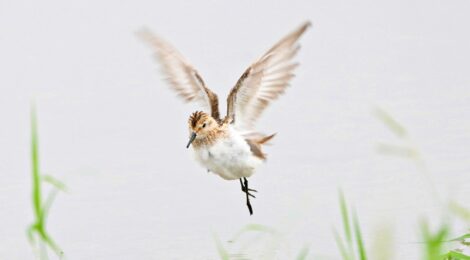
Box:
295, 244, 310, 260
449, 202, 470, 222
448, 233, 470, 242
26, 225, 37, 246
239, 224, 277, 233
334, 228, 351, 260
39, 230, 63, 257
41, 189, 59, 221
376, 143, 416, 158
230, 224, 278, 242
339, 190, 352, 247
374, 108, 407, 138
28, 103, 65, 258
443, 250, 470, 260
42, 175, 67, 192
212, 232, 229, 260
31, 104, 42, 220
421, 221, 450, 260
353, 211, 367, 260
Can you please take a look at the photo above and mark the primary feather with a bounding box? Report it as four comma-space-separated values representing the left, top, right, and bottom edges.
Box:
137, 29, 221, 121
139, 21, 310, 132
226, 22, 311, 131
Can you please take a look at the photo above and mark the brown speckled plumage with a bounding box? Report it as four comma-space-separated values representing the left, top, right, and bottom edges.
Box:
191, 128, 229, 148
189, 111, 207, 128
139, 21, 310, 160
139, 21, 310, 215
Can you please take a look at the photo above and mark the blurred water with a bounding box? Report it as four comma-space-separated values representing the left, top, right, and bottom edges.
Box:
1, 0, 470, 259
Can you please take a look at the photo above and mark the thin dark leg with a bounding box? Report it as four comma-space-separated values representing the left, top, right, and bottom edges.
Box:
239, 178, 245, 191
239, 178, 257, 197
243, 177, 254, 215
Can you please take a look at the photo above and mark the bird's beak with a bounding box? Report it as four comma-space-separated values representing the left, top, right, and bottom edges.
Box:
186, 132, 197, 148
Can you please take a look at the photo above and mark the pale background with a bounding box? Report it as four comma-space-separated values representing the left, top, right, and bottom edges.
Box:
1, 0, 469, 259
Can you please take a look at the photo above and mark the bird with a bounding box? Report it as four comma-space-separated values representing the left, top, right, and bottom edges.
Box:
138, 21, 311, 215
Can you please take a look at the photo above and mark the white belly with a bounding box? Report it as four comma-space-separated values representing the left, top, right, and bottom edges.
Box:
192, 130, 263, 180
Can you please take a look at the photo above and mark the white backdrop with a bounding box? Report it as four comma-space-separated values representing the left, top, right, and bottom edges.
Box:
1, 0, 469, 259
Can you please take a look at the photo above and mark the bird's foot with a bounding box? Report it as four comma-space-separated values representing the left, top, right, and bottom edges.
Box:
241, 186, 257, 198
240, 177, 256, 215
240, 178, 257, 198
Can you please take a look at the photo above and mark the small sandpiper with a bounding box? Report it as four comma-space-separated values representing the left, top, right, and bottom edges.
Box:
139, 22, 310, 215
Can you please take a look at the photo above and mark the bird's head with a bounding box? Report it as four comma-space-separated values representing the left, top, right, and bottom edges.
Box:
186, 111, 218, 148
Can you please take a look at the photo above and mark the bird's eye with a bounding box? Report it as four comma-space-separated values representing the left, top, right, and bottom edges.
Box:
202, 123, 206, 128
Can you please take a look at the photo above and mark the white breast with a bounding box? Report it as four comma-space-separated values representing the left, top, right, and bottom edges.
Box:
192, 127, 263, 180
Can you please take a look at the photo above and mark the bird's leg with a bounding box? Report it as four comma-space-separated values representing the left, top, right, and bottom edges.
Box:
239, 178, 256, 197
240, 177, 256, 215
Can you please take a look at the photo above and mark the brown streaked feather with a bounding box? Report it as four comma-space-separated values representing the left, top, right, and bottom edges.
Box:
245, 133, 277, 160
246, 139, 265, 160
189, 111, 208, 128
257, 133, 276, 145
226, 21, 311, 131
191, 128, 229, 148
138, 29, 221, 121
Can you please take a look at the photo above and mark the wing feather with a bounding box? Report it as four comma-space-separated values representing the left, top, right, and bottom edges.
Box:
226, 22, 311, 130
138, 29, 220, 120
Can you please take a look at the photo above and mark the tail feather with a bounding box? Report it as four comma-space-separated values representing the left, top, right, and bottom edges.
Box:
245, 133, 277, 160
257, 133, 276, 145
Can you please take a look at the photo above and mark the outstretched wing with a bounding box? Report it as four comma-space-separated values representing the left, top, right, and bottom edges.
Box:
138, 29, 220, 121
226, 22, 311, 131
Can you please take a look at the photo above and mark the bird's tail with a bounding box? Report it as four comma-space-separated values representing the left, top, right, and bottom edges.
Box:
245, 133, 276, 161
256, 133, 276, 145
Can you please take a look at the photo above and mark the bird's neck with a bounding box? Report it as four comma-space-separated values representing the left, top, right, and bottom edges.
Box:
192, 127, 228, 148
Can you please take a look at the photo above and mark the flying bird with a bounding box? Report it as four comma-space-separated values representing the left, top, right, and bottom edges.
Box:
139, 22, 311, 215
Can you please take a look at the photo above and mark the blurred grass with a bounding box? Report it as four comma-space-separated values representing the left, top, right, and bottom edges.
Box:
230, 224, 279, 242
209, 108, 470, 259
213, 223, 311, 260
443, 251, 470, 260
420, 220, 470, 260
373, 108, 407, 138
22, 104, 469, 259
374, 107, 441, 203
370, 225, 394, 260
373, 107, 419, 161
450, 202, 470, 222
375, 107, 469, 259
334, 190, 367, 260
295, 244, 310, 260
213, 232, 230, 260
27, 103, 65, 259
211, 183, 469, 259
421, 221, 450, 260
449, 234, 470, 242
